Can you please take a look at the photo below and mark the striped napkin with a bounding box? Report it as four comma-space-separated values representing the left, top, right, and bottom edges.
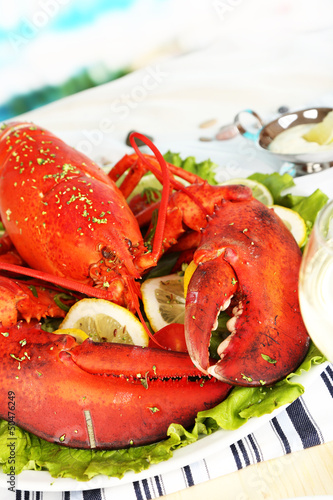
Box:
3, 363, 332, 500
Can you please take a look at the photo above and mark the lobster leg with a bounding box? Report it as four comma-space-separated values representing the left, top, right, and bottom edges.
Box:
0, 275, 76, 327
0, 250, 24, 265
109, 153, 200, 187
185, 197, 310, 387
0, 234, 23, 265
108, 154, 138, 182
0, 322, 231, 449
113, 157, 147, 199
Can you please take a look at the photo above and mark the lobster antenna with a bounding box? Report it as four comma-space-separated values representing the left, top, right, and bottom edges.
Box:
0, 261, 108, 299
129, 134, 209, 231
129, 132, 171, 262
127, 277, 167, 349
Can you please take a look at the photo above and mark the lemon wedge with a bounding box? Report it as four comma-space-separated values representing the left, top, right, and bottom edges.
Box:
59, 298, 149, 346
219, 178, 274, 206
141, 274, 185, 332
271, 205, 307, 247
303, 111, 333, 145
183, 260, 197, 298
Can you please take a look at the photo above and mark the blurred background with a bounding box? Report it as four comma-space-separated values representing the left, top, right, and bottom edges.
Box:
0, 0, 215, 120
1, 0, 333, 122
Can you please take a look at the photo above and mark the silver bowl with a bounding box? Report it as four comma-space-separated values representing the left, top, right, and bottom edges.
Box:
234, 107, 333, 176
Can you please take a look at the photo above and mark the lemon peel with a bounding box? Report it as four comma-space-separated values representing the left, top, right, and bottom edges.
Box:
52, 328, 89, 344
184, 261, 197, 298
271, 205, 307, 247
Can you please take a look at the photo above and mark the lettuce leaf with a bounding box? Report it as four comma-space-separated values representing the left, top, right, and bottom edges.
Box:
248, 172, 328, 247
195, 342, 324, 430
247, 172, 295, 204
285, 189, 328, 226
164, 151, 218, 185
248, 173, 328, 224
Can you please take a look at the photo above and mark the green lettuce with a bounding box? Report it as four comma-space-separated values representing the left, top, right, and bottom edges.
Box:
164, 151, 218, 185
286, 189, 328, 225
247, 172, 328, 218
248, 172, 328, 246
195, 342, 324, 431
248, 172, 295, 203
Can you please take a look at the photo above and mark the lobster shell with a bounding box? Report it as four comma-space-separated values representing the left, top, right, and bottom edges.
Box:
0, 321, 231, 448
0, 122, 145, 307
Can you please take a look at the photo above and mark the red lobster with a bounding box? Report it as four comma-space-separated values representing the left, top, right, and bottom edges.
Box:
0, 121, 309, 449
0, 320, 230, 448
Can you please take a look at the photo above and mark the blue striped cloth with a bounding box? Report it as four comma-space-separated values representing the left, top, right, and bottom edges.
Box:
3, 364, 333, 500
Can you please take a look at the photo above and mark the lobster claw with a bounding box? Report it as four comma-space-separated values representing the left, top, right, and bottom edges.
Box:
185, 198, 310, 387
185, 254, 237, 374
0, 321, 231, 449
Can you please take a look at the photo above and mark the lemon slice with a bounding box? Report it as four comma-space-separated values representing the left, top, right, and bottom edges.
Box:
184, 260, 197, 298
271, 205, 307, 247
219, 178, 273, 205
303, 111, 333, 145
52, 328, 89, 344
141, 274, 185, 332
59, 298, 149, 346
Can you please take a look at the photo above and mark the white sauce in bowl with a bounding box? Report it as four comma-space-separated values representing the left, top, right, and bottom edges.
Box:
268, 124, 333, 154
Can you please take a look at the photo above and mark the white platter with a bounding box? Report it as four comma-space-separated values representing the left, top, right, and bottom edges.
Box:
0, 139, 331, 492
